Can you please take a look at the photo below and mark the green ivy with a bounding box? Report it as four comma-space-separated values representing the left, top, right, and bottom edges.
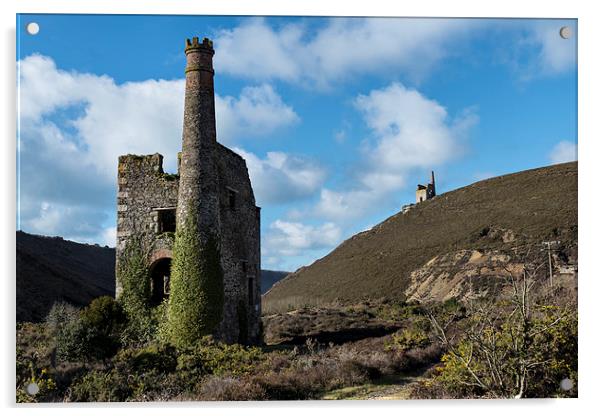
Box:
167, 209, 224, 348
116, 237, 153, 343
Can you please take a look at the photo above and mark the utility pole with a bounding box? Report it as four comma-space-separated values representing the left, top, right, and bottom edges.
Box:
542, 241, 560, 287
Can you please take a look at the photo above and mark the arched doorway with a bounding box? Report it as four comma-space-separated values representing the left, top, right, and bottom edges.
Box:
150, 257, 171, 306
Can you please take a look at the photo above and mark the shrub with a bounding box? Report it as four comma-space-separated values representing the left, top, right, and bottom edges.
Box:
386, 321, 431, 352
114, 343, 178, 374
80, 296, 126, 360
55, 296, 126, 363
43, 302, 84, 363
167, 209, 224, 348
176, 337, 265, 377
45, 302, 80, 333
54, 317, 88, 362
197, 376, 266, 401
431, 300, 577, 398
69, 369, 132, 402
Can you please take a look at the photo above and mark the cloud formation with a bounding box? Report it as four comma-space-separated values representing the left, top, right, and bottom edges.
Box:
214, 18, 473, 88
233, 148, 326, 206
214, 18, 576, 89
264, 220, 342, 258
549, 140, 577, 165
314, 82, 477, 222
18, 55, 299, 245
501, 20, 577, 81
216, 84, 299, 143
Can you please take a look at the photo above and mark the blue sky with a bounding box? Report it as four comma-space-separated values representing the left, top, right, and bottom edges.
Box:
16, 15, 577, 272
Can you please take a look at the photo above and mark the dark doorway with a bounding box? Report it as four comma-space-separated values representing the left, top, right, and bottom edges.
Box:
150, 258, 171, 306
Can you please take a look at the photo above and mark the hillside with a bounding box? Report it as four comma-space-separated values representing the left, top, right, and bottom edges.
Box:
260, 270, 289, 294
16, 231, 116, 322
263, 162, 578, 309
17, 231, 288, 322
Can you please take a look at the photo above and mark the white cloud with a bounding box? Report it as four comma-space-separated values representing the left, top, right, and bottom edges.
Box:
233, 148, 326, 205
216, 84, 299, 143
549, 140, 577, 165
214, 18, 474, 88
264, 220, 342, 257
214, 19, 304, 83
314, 82, 477, 221
100, 227, 117, 247
18, 54, 298, 244
501, 20, 577, 81
532, 21, 576, 75
23, 201, 112, 245
214, 18, 576, 87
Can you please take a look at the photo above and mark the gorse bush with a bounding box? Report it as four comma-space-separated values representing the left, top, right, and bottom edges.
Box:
69, 369, 133, 402
167, 209, 224, 348
176, 337, 264, 377
69, 338, 266, 402
114, 343, 178, 374
80, 296, 126, 360
521, 306, 578, 398
53, 296, 126, 363
386, 326, 431, 352
431, 300, 577, 398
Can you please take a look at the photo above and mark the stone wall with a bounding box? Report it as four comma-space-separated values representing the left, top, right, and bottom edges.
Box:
215, 144, 261, 344
115, 153, 179, 297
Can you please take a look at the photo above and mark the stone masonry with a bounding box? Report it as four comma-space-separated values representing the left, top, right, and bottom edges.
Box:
115, 37, 261, 345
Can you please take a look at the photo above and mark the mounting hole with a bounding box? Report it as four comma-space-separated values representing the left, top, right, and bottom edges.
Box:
26, 382, 39, 395
560, 378, 574, 391
26, 22, 40, 35
559, 26, 571, 39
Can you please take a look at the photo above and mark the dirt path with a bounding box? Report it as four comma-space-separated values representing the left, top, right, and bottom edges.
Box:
321, 366, 432, 400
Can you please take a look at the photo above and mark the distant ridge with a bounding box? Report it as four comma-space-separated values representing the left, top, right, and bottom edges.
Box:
16, 231, 115, 322
263, 162, 578, 308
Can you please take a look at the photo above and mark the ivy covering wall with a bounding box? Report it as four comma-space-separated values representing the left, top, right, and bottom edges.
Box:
166, 209, 224, 348
117, 238, 149, 317
116, 237, 153, 342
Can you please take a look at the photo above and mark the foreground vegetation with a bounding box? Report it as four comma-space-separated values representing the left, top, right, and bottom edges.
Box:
16, 297, 444, 402
17, 270, 576, 402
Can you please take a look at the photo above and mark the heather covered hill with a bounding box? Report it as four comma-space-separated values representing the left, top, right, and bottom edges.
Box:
16, 231, 115, 322
263, 162, 578, 309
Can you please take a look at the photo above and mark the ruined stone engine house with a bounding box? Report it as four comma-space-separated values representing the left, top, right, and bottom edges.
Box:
115, 37, 261, 344
416, 171, 436, 203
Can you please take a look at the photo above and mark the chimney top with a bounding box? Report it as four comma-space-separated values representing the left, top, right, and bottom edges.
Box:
185, 37, 214, 54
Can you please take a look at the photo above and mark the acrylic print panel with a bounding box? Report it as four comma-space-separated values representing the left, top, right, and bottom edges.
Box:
16, 14, 577, 402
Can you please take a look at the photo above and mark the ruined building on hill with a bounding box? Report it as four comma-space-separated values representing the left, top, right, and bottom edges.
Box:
416, 171, 436, 203
115, 37, 261, 345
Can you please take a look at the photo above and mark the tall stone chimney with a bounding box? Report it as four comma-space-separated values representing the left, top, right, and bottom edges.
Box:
168, 37, 224, 347
431, 170, 436, 196
176, 36, 220, 236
